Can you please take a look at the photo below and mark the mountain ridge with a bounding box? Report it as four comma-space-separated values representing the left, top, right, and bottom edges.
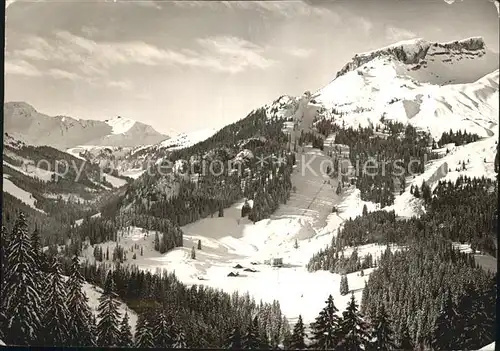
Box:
3, 101, 170, 149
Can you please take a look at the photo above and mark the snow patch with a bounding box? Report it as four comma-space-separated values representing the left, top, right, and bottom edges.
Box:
2, 174, 45, 213
105, 116, 136, 135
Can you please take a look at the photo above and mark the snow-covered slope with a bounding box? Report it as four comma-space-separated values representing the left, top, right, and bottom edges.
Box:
81, 279, 138, 335
480, 341, 496, 350
315, 37, 499, 139
3, 102, 169, 150
62, 275, 138, 334
156, 128, 218, 151
64, 128, 219, 179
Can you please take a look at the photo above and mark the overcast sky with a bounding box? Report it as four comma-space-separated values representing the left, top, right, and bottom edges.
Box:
4, 0, 499, 135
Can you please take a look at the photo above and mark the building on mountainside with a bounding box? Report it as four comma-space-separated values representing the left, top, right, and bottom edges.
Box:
271, 257, 283, 267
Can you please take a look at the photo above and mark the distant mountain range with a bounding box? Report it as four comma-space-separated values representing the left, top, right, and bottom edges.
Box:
3, 101, 170, 149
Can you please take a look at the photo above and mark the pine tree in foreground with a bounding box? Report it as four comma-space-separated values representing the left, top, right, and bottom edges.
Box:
309, 294, 342, 349
431, 291, 459, 350
96, 272, 121, 347
289, 315, 306, 350
135, 313, 155, 348
337, 294, 371, 351
281, 316, 292, 349
173, 325, 187, 348
152, 311, 173, 347
66, 255, 95, 346
242, 316, 261, 349
114, 312, 131, 347
40, 259, 70, 346
397, 323, 413, 350
371, 304, 396, 350
1, 213, 42, 345
227, 326, 242, 350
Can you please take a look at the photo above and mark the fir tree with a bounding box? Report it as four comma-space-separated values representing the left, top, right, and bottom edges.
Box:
40, 259, 70, 346
431, 291, 459, 350
96, 272, 121, 346
66, 255, 94, 346
413, 185, 420, 198
337, 294, 371, 351
371, 304, 396, 350
241, 200, 252, 218
30, 226, 42, 271
191, 246, 196, 259
242, 316, 261, 349
135, 313, 155, 347
227, 326, 242, 349
362, 204, 368, 216
152, 311, 173, 347
117, 312, 133, 347
289, 315, 306, 350
1, 213, 42, 345
309, 295, 341, 349
495, 149, 499, 173
154, 231, 160, 251
421, 181, 431, 202
173, 325, 187, 348
340, 274, 349, 295
397, 323, 413, 350
336, 183, 342, 195
198, 239, 202, 250
281, 317, 292, 349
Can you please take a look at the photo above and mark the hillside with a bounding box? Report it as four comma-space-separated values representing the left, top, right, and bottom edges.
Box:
2, 133, 130, 244
313, 37, 498, 139
3, 102, 169, 149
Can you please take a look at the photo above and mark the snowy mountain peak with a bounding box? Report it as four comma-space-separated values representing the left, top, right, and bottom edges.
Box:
105, 115, 136, 135
313, 36, 498, 140
335, 36, 494, 82
3, 102, 169, 149
265, 95, 299, 120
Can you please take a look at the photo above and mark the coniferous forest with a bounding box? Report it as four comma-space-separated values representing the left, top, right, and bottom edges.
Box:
307, 175, 497, 350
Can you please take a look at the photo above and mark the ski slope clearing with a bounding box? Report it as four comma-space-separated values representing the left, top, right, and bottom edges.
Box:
383, 130, 498, 219
2, 174, 45, 213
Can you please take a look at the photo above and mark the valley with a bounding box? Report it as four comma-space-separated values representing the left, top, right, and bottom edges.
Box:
2, 33, 498, 350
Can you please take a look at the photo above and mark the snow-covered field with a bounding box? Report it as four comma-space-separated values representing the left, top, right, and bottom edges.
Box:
2, 174, 45, 213
3, 160, 55, 182
103, 173, 128, 188
480, 342, 496, 350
